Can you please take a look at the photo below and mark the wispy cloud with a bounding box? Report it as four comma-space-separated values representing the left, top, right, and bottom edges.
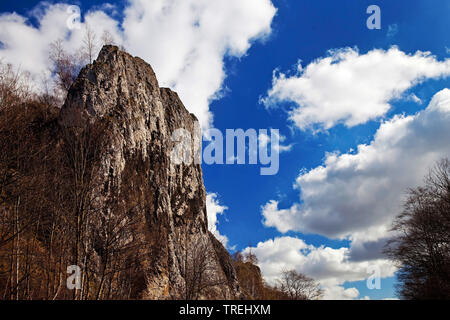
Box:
386, 24, 398, 38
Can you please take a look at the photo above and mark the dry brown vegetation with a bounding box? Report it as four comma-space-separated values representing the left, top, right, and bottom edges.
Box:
177, 235, 229, 300
0, 49, 152, 299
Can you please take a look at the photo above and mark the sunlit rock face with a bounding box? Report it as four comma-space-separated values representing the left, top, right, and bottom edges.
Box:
60, 45, 241, 299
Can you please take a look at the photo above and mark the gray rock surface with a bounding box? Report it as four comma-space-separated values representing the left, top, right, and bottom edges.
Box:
59, 45, 241, 299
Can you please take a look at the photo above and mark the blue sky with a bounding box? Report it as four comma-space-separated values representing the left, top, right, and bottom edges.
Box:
0, 0, 449, 299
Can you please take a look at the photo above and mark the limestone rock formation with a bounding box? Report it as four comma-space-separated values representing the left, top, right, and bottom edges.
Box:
59, 45, 241, 299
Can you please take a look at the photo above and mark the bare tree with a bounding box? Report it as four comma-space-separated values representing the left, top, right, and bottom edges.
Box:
244, 249, 258, 265
0, 61, 33, 106
277, 269, 323, 300
178, 235, 226, 300
81, 24, 98, 64
1, 45, 158, 300
100, 30, 115, 46
49, 39, 79, 92
0, 64, 59, 299
385, 158, 450, 299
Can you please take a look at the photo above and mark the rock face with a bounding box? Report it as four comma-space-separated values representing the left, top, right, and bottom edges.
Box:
59, 45, 241, 299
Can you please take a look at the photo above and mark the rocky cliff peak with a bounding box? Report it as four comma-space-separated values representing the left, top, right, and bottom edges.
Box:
59, 45, 241, 299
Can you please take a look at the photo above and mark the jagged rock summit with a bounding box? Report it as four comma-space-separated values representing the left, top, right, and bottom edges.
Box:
59, 45, 241, 299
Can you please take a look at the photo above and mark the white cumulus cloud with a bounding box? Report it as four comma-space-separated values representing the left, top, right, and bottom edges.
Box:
262, 47, 450, 131
0, 0, 277, 129
243, 236, 396, 300
262, 89, 450, 242
122, 0, 276, 128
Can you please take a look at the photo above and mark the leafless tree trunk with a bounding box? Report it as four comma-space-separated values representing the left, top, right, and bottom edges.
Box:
82, 24, 98, 64
49, 39, 80, 95
177, 232, 226, 300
